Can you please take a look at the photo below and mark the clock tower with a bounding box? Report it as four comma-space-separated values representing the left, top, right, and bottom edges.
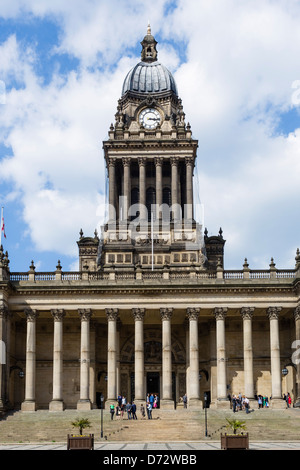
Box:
97, 25, 210, 274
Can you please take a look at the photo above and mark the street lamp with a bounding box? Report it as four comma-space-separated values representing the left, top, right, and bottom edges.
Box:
204, 392, 208, 437
100, 393, 104, 439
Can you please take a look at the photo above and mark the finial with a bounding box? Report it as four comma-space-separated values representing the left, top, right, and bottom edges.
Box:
147, 22, 151, 35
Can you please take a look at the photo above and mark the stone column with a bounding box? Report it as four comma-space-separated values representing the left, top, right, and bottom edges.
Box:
214, 307, 229, 408
77, 308, 93, 410
108, 157, 116, 222
185, 157, 194, 220
22, 309, 39, 412
170, 157, 179, 220
132, 308, 145, 403
187, 307, 201, 408
160, 307, 174, 408
49, 309, 65, 411
106, 308, 119, 403
155, 157, 163, 220
122, 157, 131, 222
241, 307, 255, 400
294, 306, 300, 407
185, 319, 190, 400
0, 304, 8, 411
138, 157, 147, 222
267, 307, 285, 407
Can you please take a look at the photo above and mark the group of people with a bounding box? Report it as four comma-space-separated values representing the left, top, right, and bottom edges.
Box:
231, 393, 251, 413
109, 394, 159, 420
257, 394, 270, 408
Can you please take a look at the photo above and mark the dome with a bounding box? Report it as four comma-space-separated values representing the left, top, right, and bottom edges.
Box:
122, 61, 178, 96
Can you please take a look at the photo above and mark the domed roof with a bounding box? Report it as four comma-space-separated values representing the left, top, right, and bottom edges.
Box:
121, 25, 178, 97
122, 61, 178, 96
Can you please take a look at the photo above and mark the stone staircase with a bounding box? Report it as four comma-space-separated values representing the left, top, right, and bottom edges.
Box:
0, 409, 209, 444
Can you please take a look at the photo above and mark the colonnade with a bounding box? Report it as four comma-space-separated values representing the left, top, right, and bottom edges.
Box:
0, 305, 298, 411
107, 156, 194, 222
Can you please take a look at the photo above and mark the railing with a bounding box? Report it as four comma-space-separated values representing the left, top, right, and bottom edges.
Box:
7, 267, 296, 284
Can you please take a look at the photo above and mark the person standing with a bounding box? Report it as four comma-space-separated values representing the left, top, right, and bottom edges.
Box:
140, 403, 146, 419
232, 395, 237, 413
183, 393, 187, 409
131, 402, 137, 419
110, 403, 115, 420
147, 402, 152, 419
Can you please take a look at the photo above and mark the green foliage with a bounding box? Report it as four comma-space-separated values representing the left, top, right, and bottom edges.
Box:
71, 417, 91, 436
225, 418, 247, 435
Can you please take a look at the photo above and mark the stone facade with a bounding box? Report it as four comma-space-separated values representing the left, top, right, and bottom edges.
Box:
0, 27, 300, 413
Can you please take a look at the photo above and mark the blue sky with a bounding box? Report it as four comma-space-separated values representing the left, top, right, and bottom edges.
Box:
0, 0, 300, 272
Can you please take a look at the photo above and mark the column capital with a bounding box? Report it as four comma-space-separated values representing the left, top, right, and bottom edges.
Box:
170, 156, 179, 166
154, 157, 163, 167
240, 307, 255, 319
138, 157, 147, 166
108, 157, 117, 167
78, 308, 93, 321
160, 307, 173, 321
294, 305, 300, 321
51, 309, 66, 321
132, 308, 145, 321
185, 156, 194, 166
0, 303, 9, 318
267, 307, 282, 320
123, 157, 131, 167
24, 308, 39, 322
214, 307, 227, 320
105, 308, 119, 321
187, 307, 200, 321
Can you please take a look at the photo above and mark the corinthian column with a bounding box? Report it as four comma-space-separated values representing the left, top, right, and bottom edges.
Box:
122, 157, 131, 222
214, 307, 229, 408
241, 307, 255, 400
187, 307, 201, 408
49, 309, 65, 411
155, 157, 163, 220
108, 157, 116, 223
106, 308, 119, 403
138, 157, 147, 222
185, 157, 194, 220
77, 308, 93, 410
160, 307, 174, 409
0, 304, 8, 411
294, 306, 300, 407
170, 157, 179, 220
267, 307, 285, 408
22, 309, 39, 412
132, 308, 145, 403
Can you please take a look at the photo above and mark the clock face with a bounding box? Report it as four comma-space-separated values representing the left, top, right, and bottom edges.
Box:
139, 108, 161, 129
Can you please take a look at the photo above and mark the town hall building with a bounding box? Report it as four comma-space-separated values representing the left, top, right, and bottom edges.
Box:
0, 26, 300, 413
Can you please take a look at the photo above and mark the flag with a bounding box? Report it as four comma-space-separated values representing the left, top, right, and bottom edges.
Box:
1, 207, 6, 241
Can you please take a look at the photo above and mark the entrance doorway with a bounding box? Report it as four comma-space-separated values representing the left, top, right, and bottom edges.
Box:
147, 372, 160, 396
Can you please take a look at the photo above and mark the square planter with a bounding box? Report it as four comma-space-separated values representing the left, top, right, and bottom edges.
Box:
221, 433, 249, 450
67, 434, 94, 450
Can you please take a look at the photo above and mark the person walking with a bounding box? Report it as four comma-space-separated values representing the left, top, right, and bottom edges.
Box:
232, 395, 237, 413
147, 402, 152, 419
140, 403, 146, 419
110, 403, 115, 420
244, 396, 250, 414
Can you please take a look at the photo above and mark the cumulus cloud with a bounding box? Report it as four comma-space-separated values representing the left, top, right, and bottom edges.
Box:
0, 0, 300, 271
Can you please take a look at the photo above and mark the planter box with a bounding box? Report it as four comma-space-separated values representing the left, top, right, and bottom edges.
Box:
221, 433, 249, 450
67, 434, 94, 450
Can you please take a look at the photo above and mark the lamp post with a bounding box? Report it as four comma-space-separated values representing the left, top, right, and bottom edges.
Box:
204, 392, 208, 437
100, 393, 104, 439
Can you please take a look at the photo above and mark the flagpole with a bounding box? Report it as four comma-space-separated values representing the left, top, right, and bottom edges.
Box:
151, 210, 154, 271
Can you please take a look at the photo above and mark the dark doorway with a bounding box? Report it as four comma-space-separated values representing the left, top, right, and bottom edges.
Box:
147, 372, 160, 395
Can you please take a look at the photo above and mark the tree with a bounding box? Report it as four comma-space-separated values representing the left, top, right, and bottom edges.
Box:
71, 417, 91, 435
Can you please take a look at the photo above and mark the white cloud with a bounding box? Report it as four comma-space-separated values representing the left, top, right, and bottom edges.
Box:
0, 0, 300, 271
